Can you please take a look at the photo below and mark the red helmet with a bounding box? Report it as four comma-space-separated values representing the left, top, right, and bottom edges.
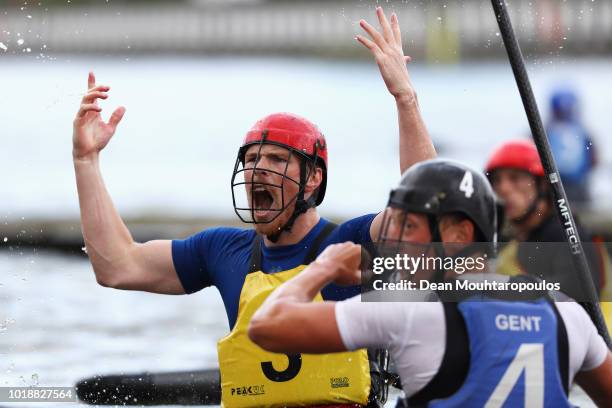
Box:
485, 140, 544, 177
240, 112, 328, 205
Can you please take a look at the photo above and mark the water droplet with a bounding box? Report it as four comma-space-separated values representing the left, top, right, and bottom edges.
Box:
17, 38, 24, 45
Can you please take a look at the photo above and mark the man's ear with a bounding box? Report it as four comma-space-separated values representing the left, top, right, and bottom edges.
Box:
305, 166, 323, 194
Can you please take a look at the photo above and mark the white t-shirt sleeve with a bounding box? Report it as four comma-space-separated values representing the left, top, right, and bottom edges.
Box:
557, 302, 609, 377
335, 295, 411, 350
335, 297, 446, 397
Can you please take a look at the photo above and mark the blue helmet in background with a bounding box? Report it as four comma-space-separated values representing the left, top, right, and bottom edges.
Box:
550, 88, 579, 122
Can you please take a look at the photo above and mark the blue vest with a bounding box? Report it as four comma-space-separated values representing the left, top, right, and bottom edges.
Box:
404, 298, 572, 408
547, 121, 592, 182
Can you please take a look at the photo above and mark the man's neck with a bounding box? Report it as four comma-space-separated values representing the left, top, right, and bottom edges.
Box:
263, 209, 321, 247
514, 200, 550, 240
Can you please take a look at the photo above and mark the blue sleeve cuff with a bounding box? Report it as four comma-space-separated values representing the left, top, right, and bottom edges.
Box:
172, 236, 211, 294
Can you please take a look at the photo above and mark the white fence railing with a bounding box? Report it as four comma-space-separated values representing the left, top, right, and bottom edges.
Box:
1, 0, 611, 59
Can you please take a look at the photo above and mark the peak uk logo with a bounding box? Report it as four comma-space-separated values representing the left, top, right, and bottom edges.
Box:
230, 384, 265, 396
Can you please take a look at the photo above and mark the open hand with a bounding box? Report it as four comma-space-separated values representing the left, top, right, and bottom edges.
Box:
72, 72, 126, 161
357, 7, 415, 101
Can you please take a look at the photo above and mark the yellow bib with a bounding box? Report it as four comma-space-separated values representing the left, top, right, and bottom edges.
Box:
495, 241, 525, 277
218, 265, 371, 408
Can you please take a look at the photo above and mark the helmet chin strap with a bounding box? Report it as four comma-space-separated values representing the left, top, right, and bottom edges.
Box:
266, 160, 317, 243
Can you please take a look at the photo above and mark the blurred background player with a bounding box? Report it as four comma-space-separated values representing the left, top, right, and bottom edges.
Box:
546, 88, 598, 207
486, 140, 612, 321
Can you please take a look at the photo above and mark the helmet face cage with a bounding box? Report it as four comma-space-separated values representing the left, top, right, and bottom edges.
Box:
231, 138, 316, 224
377, 206, 409, 249
378, 206, 435, 248
376, 206, 434, 283
377, 186, 441, 247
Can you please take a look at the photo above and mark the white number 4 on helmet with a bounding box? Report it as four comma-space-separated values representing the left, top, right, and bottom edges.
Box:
459, 171, 474, 198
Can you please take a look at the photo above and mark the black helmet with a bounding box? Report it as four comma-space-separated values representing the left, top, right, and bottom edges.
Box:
385, 159, 497, 243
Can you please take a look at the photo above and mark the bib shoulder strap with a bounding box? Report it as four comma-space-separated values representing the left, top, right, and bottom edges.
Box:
303, 222, 338, 265
407, 302, 470, 406
548, 300, 570, 396
248, 234, 264, 274
247, 222, 338, 275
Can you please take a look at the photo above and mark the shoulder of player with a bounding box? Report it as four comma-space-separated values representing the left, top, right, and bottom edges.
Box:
191, 226, 257, 249
323, 213, 377, 242
340, 301, 442, 329
555, 301, 594, 328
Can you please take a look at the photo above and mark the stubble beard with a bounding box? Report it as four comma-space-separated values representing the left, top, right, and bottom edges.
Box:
253, 204, 294, 237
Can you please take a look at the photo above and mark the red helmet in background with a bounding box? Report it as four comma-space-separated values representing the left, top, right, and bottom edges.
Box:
239, 112, 328, 205
485, 140, 544, 177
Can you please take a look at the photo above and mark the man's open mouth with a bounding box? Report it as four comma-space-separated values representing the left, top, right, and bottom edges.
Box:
252, 186, 276, 219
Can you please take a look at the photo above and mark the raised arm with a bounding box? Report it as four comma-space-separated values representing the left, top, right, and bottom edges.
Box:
357, 8, 436, 240
357, 7, 436, 173
73, 72, 184, 295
